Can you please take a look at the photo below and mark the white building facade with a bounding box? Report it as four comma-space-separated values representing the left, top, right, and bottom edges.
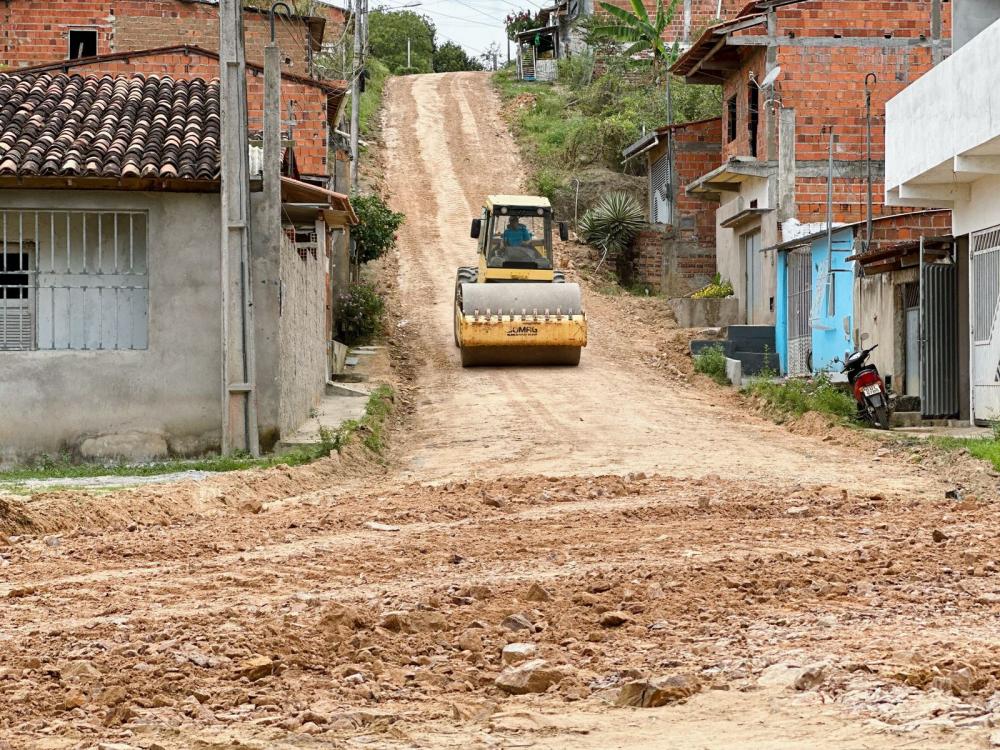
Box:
886, 2, 1000, 424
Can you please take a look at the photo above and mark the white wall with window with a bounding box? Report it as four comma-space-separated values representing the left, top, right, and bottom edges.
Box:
0, 210, 149, 351
0, 190, 223, 465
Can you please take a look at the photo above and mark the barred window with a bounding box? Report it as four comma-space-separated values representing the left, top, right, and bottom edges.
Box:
0, 210, 149, 351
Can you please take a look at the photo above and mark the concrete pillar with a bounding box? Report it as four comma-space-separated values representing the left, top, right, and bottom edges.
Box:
219, 0, 260, 455
777, 108, 796, 222
249, 42, 286, 450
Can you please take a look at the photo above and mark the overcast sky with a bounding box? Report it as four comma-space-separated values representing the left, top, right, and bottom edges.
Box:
374, 0, 532, 60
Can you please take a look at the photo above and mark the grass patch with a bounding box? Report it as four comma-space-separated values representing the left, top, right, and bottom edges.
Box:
0, 387, 395, 483
931, 422, 1000, 471
743, 373, 857, 421
693, 345, 729, 386
360, 58, 391, 137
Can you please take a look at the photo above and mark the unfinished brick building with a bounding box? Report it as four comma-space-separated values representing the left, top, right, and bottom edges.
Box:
0, 0, 329, 76
11, 47, 348, 182
600, 0, 747, 45
671, 0, 951, 325
622, 117, 722, 294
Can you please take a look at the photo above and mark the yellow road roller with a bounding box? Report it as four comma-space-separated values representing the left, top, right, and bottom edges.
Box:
454, 195, 587, 366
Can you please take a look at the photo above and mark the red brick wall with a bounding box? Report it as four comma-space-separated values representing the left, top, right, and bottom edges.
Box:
865, 210, 953, 250
668, 117, 722, 246
599, 0, 745, 43
0, 0, 319, 75
632, 118, 721, 292
56, 51, 330, 177
707, 0, 950, 225
720, 46, 766, 161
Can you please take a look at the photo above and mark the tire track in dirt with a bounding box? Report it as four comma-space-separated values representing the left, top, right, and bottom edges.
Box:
385, 72, 949, 493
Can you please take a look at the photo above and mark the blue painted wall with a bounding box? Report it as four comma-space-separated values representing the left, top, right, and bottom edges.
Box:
775, 250, 788, 374
773, 227, 855, 376
810, 228, 855, 373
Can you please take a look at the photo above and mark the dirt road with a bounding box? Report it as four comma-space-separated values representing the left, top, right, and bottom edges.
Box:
2, 72, 999, 749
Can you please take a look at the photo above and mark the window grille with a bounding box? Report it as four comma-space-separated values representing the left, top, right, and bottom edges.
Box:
973, 227, 1000, 344
0, 210, 149, 351
649, 152, 671, 225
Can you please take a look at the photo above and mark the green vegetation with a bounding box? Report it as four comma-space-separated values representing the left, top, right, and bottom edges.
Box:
579, 192, 645, 253
434, 41, 484, 73
589, 0, 677, 80
743, 373, 857, 421
694, 345, 729, 385
691, 273, 735, 299
336, 281, 386, 345
932, 422, 1000, 471
350, 385, 394, 454
0, 388, 396, 483
351, 192, 406, 263
369, 9, 436, 74
360, 58, 391, 137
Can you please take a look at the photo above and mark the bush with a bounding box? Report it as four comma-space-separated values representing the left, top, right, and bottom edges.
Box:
352, 193, 405, 264
337, 282, 385, 345
579, 192, 645, 254
397, 66, 422, 76
533, 168, 566, 201
691, 273, 734, 299
557, 50, 595, 89
744, 373, 857, 420
694, 345, 729, 385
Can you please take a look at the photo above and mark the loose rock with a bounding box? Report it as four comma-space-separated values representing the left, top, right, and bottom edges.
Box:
495, 659, 568, 695
757, 663, 825, 691
501, 642, 537, 666
236, 656, 276, 682
616, 674, 702, 707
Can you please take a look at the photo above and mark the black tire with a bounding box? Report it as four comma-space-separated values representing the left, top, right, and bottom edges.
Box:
873, 404, 891, 430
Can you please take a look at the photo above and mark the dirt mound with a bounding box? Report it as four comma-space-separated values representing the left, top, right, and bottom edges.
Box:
0, 441, 383, 536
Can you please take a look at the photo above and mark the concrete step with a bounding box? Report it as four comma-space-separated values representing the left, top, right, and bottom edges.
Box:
732, 351, 780, 377
329, 372, 368, 383
326, 381, 371, 398
690, 339, 734, 356
724, 325, 776, 350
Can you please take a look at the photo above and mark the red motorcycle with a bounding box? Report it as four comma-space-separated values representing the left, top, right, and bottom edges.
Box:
839, 344, 891, 430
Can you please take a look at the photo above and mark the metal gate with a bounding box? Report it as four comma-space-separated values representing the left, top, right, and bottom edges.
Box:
786, 247, 812, 375
650, 152, 671, 225
920, 247, 959, 418
744, 230, 762, 324
971, 227, 1000, 422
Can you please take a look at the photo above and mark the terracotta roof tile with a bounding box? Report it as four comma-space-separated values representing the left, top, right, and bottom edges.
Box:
0, 72, 221, 181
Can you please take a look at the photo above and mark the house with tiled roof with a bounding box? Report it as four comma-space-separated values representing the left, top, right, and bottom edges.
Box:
7, 46, 348, 185
0, 0, 352, 188
0, 71, 357, 464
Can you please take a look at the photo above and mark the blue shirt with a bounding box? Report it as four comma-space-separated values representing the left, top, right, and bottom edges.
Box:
503, 225, 532, 246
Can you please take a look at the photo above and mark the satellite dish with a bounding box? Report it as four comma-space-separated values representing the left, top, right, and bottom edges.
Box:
760, 66, 782, 88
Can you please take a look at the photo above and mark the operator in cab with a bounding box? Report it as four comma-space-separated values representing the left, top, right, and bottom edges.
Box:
502, 216, 533, 248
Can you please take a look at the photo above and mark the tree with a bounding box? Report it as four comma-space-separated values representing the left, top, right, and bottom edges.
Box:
368, 9, 436, 74
433, 41, 484, 73
479, 42, 503, 71
589, 0, 679, 80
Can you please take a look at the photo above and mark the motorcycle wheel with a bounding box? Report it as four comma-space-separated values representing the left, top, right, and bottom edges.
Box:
873, 404, 891, 430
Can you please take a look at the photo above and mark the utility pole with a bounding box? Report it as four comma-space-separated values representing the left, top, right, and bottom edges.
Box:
350, 0, 363, 191
219, 0, 260, 456
407, 37, 411, 68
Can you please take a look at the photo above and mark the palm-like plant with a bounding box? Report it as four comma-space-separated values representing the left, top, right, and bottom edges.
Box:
590, 0, 679, 80
579, 192, 646, 255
